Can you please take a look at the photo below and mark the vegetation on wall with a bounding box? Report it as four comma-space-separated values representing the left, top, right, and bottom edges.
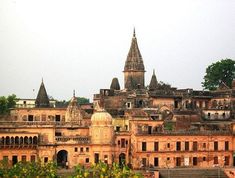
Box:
202, 59, 235, 90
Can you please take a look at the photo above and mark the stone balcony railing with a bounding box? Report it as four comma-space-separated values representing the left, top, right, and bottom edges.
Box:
0, 121, 89, 128
55, 136, 90, 144
136, 130, 232, 136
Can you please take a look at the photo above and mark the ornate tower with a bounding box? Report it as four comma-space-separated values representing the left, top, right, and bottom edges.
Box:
124, 29, 145, 90
65, 90, 83, 124
35, 79, 50, 108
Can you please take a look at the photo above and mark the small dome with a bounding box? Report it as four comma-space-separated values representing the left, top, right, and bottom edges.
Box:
91, 110, 112, 125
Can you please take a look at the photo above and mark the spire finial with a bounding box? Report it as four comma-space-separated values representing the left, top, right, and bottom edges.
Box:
42, 78, 44, 83
153, 69, 155, 75
73, 90, 75, 97
133, 27, 136, 38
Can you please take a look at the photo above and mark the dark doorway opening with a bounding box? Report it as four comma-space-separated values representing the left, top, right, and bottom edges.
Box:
94, 153, 99, 164
28, 115, 33, 121
119, 153, 126, 166
57, 150, 68, 168
12, 155, 18, 166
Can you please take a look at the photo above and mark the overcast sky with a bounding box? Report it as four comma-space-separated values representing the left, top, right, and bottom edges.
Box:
0, 0, 235, 101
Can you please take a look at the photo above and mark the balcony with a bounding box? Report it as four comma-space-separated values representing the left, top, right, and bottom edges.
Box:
55, 136, 90, 144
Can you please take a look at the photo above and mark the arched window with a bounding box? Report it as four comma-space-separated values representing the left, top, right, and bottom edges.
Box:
24, 136, 29, 145
33, 136, 38, 145
6, 136, 10, 145
29, 137, 33, 144
1, 137, 4, 145
15, 137, 19, 145
20, 137, 23, 145
11, 136, 14, 145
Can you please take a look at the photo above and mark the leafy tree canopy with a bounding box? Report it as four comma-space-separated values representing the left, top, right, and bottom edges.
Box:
0, 94, 17, 115
202, 59, 235, 90
56, 97, 90, 108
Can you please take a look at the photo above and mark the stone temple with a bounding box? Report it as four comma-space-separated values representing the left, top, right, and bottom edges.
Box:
0, 30, 235, 177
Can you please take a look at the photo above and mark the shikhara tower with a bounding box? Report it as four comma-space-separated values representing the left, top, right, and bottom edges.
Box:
124, 29, 145, 90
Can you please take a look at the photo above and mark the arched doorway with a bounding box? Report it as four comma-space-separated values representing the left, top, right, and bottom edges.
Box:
57, 150, 68, 168
119, 153, 126, 166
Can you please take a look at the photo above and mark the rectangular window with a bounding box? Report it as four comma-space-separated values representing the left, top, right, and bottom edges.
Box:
104, 155, 108, 164
55, 132, 62, 136
185, 142, 189, 151
176, 157, 181, 166
193, 157, 197, 166
154, 157, 159, 167
225, 141, 229, 151
193, 142, 197, 151
214, 157, 218, 164
203, 143, 206, 149
55, 115, 61, 122
30, 155, 36, 162
80, 147, 84, 153
75, 147, 78, 152
121, 139, 125, 148
21, 155, 27, 162
214, 141, 218, 151
85, 158, 89, 163
44, 157, 48, 163
28, 115, 33, 121
167, 143, 170, 148
118, 140, 120, 145
154, 142, 159, 151
203, 157, 206, 161
116, 126, 120, 132
142, 142, 147, 151
142, 158, 147, 167
176, 142, 181, 151
86, 147, 89, 152
41, 114, 46, 121
12, 156, 18, 165
225, 156, 229, 166
94, 153, 99, 164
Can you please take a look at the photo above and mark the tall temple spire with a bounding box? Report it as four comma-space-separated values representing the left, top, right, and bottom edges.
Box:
149, 69, 158, 91
124, 29, 145, 90
35, 79, 50, 108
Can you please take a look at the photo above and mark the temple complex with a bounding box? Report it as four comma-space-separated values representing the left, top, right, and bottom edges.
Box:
0, 30, 235, 177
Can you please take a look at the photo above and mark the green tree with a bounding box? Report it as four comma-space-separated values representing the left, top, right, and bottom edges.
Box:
0, 94, 17, 115
77, 97, 89, 105
0, 97, 7, 114
202, 59, 235, 90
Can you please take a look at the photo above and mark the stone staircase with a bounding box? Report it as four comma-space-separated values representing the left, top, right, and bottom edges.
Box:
159, 168, 228, 178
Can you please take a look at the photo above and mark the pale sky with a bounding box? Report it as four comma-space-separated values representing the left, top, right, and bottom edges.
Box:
0, 0, 235, 101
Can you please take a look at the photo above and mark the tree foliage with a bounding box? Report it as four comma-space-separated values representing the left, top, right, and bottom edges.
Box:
0, 94, 17, 114
0, 159, 57, 178
56, 97, 90, 108
202, 59, 235, 90
71, 162, 143, 178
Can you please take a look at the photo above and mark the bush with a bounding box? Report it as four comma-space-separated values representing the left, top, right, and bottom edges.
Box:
71, 161, 143, 178
0, 160, 58, 178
